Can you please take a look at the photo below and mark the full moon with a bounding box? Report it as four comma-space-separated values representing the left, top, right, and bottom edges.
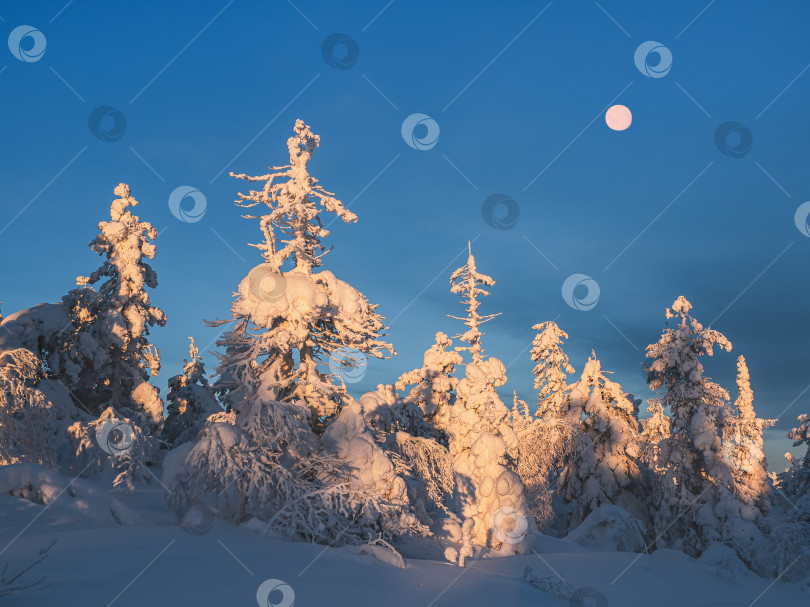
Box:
606, 105, 632, 131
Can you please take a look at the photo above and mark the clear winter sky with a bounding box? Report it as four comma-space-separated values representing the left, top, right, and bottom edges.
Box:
1, 1, 808, 469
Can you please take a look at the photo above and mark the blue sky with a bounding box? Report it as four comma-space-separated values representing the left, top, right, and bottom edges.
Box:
1, 0, 809, 468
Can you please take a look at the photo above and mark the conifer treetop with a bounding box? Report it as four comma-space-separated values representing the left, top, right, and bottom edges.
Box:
230, 119, 357, 273
734, 355, 754, 419
449, 243, 500, 364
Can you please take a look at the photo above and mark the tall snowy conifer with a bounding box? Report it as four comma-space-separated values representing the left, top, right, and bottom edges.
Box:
49, 183, 166, 426
558, 352, 644, 526
722, 355, 774, 518
211, 119, 394, 429
448, 243, 500, 365
645, 296, 737, 555
444, 245, 531, 552
168, 121, 421, 545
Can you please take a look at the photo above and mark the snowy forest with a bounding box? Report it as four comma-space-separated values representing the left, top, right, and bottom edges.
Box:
0, 120, 808, 603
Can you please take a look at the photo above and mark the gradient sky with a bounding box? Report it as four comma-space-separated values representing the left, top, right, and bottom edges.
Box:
1, 0, 809, 469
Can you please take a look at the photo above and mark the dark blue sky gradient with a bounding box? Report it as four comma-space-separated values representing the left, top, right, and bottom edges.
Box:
1, 0, 809, 468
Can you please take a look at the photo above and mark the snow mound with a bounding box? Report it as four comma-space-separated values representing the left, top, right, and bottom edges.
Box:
565, 504, 647, 552
697, 544, 754, 581
356, 540, 407, 568
0, 464, 140, 525
0, 303, 69, 353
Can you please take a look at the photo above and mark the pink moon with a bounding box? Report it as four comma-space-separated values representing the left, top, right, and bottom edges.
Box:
606, 105, 632, 131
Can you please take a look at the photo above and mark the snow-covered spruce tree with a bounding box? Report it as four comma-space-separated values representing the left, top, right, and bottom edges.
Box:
210, 119, 394, 429
47, 183, 166, 427
443, 244, 531, 553
721, 355, 774, 519
558, 352, 645, 528
395, 331, 463, 434
640, 398, 671, 472
781, 413, 810, 498
168, 120, 423, 545
645, 296, 746, 558
531, 321, 575, 419
389, 332, 464, 521
510, 392, 532, 436
764, 413, 810, 583
163, 337, 221, 447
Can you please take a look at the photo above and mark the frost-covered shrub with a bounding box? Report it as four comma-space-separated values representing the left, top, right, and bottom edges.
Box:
66, 406, 157, 491
165, 399, 427, 546
514, 417, 580, 535
759, 494, 810, 582
0, 348, 58, 468
386, 431, 454, 516
0, 539, 55, 598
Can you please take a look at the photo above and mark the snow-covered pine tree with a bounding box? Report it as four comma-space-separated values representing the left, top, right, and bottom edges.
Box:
443, 245, 531, 552
721, 355, 774, 519
449, 243, 499, 366
163, 337, 221, 447
558, 352, 645, 527
48, 183, 166, 427
763, 412, 810, 583
510, 392, 532, 435
531, 321, 575, 419
168, 120, 423, 546
395, 331, 462, 429
644, 296, 738, 556
640, 398, 671, 472
210, 119, 394, 430
781, 413, 810, 499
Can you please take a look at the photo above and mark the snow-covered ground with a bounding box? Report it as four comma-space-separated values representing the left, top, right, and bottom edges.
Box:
0, 471, 803, 607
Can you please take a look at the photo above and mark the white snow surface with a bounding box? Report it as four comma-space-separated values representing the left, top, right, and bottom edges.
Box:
0, 465, 804, 606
